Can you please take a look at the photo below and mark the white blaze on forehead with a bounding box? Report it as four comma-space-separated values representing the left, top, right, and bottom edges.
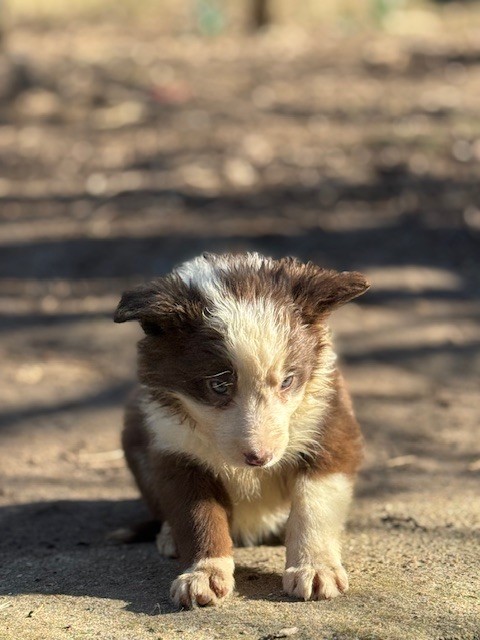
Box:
175, 253, 266, 291
212, 297, 290, 378
175, 253, 289, 379
175, 254, 229, 294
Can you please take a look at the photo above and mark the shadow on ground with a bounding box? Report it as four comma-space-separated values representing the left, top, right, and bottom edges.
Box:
0, 499, 285, 615
2, 494, 478, 619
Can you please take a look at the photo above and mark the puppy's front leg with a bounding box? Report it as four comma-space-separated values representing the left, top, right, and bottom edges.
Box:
169, 500, 234, 609
151, 455, 234, 608
283, 472, 352, 601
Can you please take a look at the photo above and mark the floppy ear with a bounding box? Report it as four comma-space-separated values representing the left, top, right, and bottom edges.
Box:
114, 283, 159, 324
286, 261, 369, 323
114, 277, 202, 334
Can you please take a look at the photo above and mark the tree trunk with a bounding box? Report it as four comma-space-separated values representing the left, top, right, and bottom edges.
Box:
251, 0, 270, 31
0, 1, 4, 50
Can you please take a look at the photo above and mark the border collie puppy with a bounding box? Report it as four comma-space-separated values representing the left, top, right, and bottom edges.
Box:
114, 252, 369, 608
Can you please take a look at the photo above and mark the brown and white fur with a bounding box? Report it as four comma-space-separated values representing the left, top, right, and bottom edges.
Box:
114, 252, 369, 608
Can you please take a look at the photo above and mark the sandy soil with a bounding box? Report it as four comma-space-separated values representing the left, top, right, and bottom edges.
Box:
1, 14, 480, 640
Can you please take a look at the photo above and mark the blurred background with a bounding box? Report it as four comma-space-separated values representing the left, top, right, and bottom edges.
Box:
0, 1, 479, 637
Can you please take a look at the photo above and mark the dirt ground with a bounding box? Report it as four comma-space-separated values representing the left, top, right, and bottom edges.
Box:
1, 12, 480, 640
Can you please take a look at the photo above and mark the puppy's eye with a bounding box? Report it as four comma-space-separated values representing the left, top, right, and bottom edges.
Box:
205, 370, 234, 397
208, 379, 230, 395
281, 374, 294, 390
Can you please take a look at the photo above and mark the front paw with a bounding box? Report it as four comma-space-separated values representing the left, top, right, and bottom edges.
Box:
170, 557, 234, 608
283, 564, 348, 601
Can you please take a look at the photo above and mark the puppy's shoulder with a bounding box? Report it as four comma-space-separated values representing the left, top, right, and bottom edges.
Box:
122, 386, 151, 453
306, 371, 364, 478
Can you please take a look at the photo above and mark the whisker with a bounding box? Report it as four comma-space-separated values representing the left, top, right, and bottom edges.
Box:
204, 370, 233, 379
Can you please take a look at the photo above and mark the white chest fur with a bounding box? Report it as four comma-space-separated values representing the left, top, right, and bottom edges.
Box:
142, 393, 294, 546
219, 467, 292, 546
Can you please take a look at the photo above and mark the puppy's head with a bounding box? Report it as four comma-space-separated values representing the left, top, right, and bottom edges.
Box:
115, 253, 369, 469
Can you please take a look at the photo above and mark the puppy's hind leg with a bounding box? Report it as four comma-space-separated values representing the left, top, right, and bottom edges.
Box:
156, 522, 178, 558
107, 519, 161, 544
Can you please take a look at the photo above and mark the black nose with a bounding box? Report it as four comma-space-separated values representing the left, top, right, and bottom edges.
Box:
243, 451, 272, 467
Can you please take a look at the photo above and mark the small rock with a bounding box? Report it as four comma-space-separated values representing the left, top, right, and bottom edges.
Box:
16, 88, 61, 120
94, 100, 146, 129
275, 629, 298, 639
85, 173, 108, 196
224, 157, 257, 188
452, 139, 472, 163
262, 627, 298, 640
464, 206, 480, 237
467, 459, 480, 472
